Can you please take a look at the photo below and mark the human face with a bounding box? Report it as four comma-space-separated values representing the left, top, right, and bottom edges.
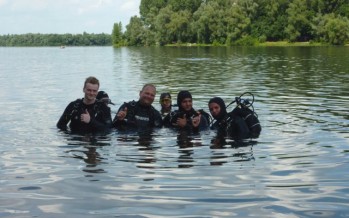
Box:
139, 85, 156, 106
83, 83, 99, 103
209, 102, 221, 118
180, 98, 192, 112
161, 98, 171, 109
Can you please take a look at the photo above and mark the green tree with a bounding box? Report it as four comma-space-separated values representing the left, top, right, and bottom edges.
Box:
285, 0, 314, 42
192, 1, 225, 44
154, 6, 175, 45
313, 13, 349, 45
311, 0, 349, 14
168, 0, 202, 12
0, 33, 111, 46
154, 6, 193, 44
140, 0, 167, 24
112, 22, 124, 46
251, 0, 289, 41
225, 0, 258, 44
124, 16, 147, 46
118, 0, 349, 46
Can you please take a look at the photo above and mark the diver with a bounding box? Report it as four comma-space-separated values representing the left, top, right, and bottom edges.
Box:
159, 92, 172, 117
56, 76, 112, 133
112, 84, 163, 131
163, 90, 210, 132
208, 93, 261, 139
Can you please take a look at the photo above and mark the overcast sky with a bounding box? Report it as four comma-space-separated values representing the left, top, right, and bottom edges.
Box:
0, 0, 141, 35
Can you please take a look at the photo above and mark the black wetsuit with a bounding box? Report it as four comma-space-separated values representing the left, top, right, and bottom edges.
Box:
112, 100, 163, 130
211, 106, 261, 139
57, 99, 112, 133
163, 108, 210, 132
210, 116, 228, 131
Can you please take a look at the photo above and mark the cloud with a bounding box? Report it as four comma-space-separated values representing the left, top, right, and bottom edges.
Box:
121, 1, 138, 12
77, 0, 109, 15
0, 0, 141, 34
10, 0, 49, 11
0, 0, 8, 7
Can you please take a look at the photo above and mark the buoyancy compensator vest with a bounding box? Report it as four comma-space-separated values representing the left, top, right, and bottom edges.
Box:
225, 93, 261, 139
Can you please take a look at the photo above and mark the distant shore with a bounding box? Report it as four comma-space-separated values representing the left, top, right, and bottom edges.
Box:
258, 41, 348, 47
165, 41, 349, 47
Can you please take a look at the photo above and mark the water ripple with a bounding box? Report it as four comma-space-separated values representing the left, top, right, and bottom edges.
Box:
0, 47, 348, 217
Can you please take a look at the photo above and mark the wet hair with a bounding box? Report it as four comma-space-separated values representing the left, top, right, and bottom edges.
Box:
208, 97, 227, 121
84, 76, 99, 88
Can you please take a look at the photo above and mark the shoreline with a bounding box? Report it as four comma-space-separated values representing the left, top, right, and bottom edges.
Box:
165, 41, 349, 47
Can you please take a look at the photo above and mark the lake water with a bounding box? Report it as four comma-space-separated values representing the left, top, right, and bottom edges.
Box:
0, 46, 348, 217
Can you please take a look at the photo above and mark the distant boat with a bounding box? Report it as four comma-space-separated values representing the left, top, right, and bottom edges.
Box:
60, 45, 65, 49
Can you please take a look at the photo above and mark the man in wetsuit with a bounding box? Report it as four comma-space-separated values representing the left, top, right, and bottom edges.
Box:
163, 90, 210, 133
57, 76, 112, 133
112, 84, 162, 130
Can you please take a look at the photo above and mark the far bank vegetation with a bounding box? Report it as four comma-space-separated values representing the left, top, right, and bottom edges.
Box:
112, 0, 349, 46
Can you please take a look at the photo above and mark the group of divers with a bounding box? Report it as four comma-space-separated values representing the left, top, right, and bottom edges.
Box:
57, 76, 261, 140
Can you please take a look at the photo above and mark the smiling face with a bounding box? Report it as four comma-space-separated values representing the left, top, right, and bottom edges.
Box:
83, 82, 99, 104
209, 102, 221, 118
139, 85, 156, 106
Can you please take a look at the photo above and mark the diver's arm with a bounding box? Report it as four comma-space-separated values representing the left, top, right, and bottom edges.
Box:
56, 102, 75, 130
112, 103, 128, 128
153, 110, 163, 128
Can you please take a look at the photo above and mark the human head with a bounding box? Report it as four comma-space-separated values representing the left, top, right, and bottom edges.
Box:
96, 91, 115, 106
139, 84, 156, 106
208, 97, 227, 121
177, 90, 192, 112
84, 76, 99, 89
83, 76, 99, 103
160, 92, 172, 109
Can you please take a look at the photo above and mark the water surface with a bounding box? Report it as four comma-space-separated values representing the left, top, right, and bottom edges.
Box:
0, 46, 348, 217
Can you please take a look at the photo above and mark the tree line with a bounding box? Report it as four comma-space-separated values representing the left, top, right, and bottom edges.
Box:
112, 0, 349, 46
0, 32, 111, 47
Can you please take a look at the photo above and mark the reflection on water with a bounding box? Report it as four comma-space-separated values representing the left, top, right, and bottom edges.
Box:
0, 46, 348, 217
63, 134, 111, 174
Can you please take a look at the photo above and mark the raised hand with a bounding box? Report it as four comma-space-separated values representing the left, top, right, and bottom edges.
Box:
192, 114, 201, 128
176, 114, 187, 127
81, 109, 91, 123
117, 107, 128, 121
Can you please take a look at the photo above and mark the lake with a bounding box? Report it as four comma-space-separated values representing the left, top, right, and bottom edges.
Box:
0, 46, 348, 217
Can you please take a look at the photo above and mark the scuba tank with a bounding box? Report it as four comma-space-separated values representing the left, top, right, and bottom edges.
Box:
226, 92, 261, 139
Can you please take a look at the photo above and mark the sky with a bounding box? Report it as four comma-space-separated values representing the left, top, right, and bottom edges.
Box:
0, 0, 141, 35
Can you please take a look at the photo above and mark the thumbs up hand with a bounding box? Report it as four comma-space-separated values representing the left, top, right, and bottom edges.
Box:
176, 114, 187, 127
80, 109, 91, 123
117, 107, 128, 121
